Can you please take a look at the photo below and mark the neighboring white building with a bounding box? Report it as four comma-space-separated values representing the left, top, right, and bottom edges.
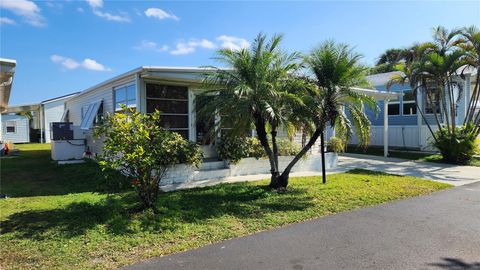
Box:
1, 92, 78, 143
1, 114, 29, 143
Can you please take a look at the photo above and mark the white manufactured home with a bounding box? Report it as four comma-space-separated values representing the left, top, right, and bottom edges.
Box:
59, 66, 400, 186
65, 66, 399, 155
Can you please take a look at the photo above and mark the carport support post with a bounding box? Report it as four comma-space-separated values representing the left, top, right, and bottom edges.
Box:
383, 98, 389, 157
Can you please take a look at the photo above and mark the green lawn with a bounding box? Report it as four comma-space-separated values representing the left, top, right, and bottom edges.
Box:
1, 144, 451, 270
346, 146, 480, 167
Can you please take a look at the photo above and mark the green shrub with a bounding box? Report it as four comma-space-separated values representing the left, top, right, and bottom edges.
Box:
328, 137, 345, 153
432, 123, 479, 164
95, 106, 202, 210
217, 136, 301, 163
275, 138, 301, 156
217, 136, 263, 163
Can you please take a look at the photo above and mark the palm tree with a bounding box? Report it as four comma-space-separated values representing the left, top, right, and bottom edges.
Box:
198, 33, 310, 188
302, 40, 378, 183
458, 25, 480, 136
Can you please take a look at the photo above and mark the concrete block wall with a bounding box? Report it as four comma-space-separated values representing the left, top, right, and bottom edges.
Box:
160, 153, 338, 186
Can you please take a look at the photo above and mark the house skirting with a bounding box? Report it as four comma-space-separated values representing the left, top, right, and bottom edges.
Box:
348, 125, 439, 151
159, 153, 338, 186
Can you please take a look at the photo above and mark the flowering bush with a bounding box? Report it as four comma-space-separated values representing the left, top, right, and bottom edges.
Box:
95, 106, 202, 211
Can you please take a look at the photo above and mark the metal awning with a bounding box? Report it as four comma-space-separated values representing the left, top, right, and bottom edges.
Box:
351, 87, 402, 101
0, 58, 16, 112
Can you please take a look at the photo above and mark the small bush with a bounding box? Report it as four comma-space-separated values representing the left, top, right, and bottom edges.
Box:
217, 136, 301, 163
328, 137, 345, 153
432, 123, 479, 164
217, 136, 263, 163
275, 138, 301, 156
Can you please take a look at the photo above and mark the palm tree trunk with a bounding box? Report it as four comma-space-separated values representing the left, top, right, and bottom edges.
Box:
413, 85, 439, 144
277, 126, 323, 188
253, 115, 278, 187
464, 72, 480, 124
320, 129, 326, 184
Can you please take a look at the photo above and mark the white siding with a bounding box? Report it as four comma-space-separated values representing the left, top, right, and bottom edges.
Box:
65, 74, 136, 155
43, 99, 68, 143
1, 114, 30, 143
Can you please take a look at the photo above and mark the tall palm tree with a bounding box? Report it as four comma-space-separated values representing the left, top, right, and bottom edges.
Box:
458, 25, 480, 136
302, 40, 378, 183
198, 33, 308, 188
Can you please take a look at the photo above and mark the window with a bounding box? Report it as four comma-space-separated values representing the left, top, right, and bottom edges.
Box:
387, 102, 400, 116
146, 83, 189, 139
402, 90, 416, 115
114, 84, 136, 112
5, 121, 16, 133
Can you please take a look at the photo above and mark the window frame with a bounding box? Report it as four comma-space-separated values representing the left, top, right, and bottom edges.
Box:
387, 101, 400, 116
5, 120, 16, 134
402, 89, 417, 116
114, 82, 137, 113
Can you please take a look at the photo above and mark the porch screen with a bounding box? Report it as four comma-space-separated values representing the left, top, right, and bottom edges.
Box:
146, 83, 189, 139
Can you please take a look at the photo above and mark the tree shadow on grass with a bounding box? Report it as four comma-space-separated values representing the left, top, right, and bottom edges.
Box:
1, 148, 130, 197
346, 168, 396, 176
1, 183, 314, 240
0, 194, 138, 240
428, 258, 480, 270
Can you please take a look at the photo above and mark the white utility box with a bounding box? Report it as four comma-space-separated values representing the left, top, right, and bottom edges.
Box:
51, 139, 85, 161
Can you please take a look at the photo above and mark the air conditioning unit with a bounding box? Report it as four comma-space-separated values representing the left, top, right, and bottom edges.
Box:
50, 122, 74, 141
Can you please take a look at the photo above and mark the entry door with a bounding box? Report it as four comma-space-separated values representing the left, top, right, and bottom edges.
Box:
195, 96, 216, 159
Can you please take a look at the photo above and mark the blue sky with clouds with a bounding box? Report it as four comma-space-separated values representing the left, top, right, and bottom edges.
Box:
1, 0, 479, 104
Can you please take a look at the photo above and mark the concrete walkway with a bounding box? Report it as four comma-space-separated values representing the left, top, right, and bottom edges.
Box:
123, 181, 480, 270
335, 154, 480, 186
162, 154, 479, 191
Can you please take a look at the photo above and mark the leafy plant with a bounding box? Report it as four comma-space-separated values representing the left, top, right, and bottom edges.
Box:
432, 123, 479, 164
328, 137, 345, 153
95, 106, 202, 211
217, 136, 263, 163
217, 136, 300, 163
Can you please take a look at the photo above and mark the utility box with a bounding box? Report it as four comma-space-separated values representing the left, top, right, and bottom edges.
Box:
51, 122, 74, 141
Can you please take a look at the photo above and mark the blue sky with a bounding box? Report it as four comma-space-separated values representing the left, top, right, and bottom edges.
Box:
1, 0, 479, 104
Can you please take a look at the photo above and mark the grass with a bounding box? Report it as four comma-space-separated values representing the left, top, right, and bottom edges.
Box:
345, 146, 480, 167
1, 144, 451, 270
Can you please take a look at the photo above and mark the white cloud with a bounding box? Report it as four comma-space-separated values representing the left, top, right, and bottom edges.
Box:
82, 58, 111, 71
51, 55, 80, 69
92, 10, 130, 22
51, 54, 111, 71
216, 35, 250, 51
86, 0, 103, 9
0, 17, 16, 25
77, 7, 84, 13
170, 39, 216, 55
134, 40, 169, 52
144, 8, 179, 21
0, 0, 46, 27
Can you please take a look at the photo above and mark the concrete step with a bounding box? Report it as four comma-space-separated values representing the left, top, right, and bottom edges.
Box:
190, 168, 231, 182
199, 161, 227, 171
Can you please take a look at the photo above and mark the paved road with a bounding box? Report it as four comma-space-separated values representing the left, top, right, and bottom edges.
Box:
334, 154, 480, 186
123, 182, 480, 270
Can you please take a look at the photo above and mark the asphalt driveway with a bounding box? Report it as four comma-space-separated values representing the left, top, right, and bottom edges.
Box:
122, 182, 480, 270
